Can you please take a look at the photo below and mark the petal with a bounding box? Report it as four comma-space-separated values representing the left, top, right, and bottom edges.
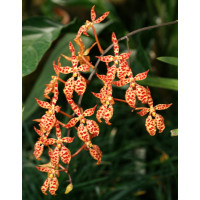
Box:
146, 86, 154, 107
63, 77, 75, 98
136, 84, 148, 104
65, 117, 80, 128
117, 61, 132, 79
112, 78, 131, 87
136, 107, 150, 116
119, 51, 132, 60
33, 141, 44, 160
91, 5, 96, 21
57, 65, 73, 74
96, 104, 107, 123
106, 84, 113, 97
112, 32, 119, 56
134, 69, 149, 81
103, 105, 113, 125
91, 92, 103, 99
86, 120, 99, 137
35, 166, 49, 173
75, 25, 88, 39
52, 147, 60, 166
54, 122, 61, 139
93, 11, 109, 24
69, 41, 76, 58
96, 55, 115, 63
75, 74, 87, 96
48, 147, 54, 160
154, 103, 172, 110
45, 138, 57, 146
34, 126, 43, 137
145, 115, 156, 136
83, 105, 97, 117
78, 64, 90, 72
96, 73, 108, 84
155, 114, 165, 133
41, 177, 50, 195
67, 98, 82, 116
35, 98, 51, 109
77, 124, 90, 142
60, 145, 71, 164
62, 137, 75, 143
39, 113, 56, 133
107, 65, 117, 83
54, 105, 61, 113
49, 177, 59, 195
89, 144, 102, 165
125, 86, 136, 108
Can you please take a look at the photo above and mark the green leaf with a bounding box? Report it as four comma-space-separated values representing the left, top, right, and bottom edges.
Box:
157, 56, 178, 66
139, 76, 178, 91
22, 17, 75, 77
170, 129, 178, 136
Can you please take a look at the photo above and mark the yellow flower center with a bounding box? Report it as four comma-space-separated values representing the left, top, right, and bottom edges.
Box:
81, 119, 86, 124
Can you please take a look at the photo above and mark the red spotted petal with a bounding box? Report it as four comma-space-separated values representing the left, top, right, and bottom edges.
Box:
39, 113, 56, 133
54, 121, 61, 139
154, 103, 172, 110
41, 177, 50, 195
45, 138, 57, 146
112, 78, 131, 87
91, 5, 96, 21
44, 76, 58, 99
106, 84, 113, 97
107, 65, 117, 83
119, 51, 132, 60
60, 145, 71, 164
33, 141, 44, 160
112, 32, 119, 56
86, 120, 99, 137
48, 147, 54, 160
65, 117, 80, 128
52, 146, 60, 166
83, 105, 97, 117
103, 105, 113, 125
78, 64, 90, 72
96, 55, 115, 63
145, 115, 156, 136
49, 177, 59, 195
89, 144, 102, 165
57, 65, 73, 74
34, 126, 43, 137
134, 70, 149, 81
69, 41, 76, 58
92, 92, 104, 99
63, 77, 75, 98
35, 98, 51, 109
53, 59, 60, 76
54, 105, 61, 113
75, 25, 88, 39
136, 84, 148, 104
96, 73, 108, 84
75, 74, 87, 95
62, 137, 75, 143
35, 166, 49, 173
125, 86, 136, 108
156, 114, 165, 133
96, 104, 107, 123
93, 11, 109, 24
146, 86, 153, 107
117, 61, 132, 79
67, 98, 82, 116
77, 123, 90, 142
136, 107, 150, 116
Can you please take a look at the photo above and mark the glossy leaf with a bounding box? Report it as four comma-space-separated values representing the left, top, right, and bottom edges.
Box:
157, 56, 178, 66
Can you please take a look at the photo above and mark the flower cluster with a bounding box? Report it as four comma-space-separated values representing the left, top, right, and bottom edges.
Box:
33, 5, 172, 196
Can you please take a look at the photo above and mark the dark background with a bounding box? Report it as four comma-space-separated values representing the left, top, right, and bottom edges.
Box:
22, 0, 178, 199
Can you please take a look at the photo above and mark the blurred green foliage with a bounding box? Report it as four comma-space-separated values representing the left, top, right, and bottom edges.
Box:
22, 0, 178, 199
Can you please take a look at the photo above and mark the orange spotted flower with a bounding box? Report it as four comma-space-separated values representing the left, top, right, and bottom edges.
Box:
44, 121, 74, 165
96, 32, 132, 80
85, 141, 102, 165
135, 87, 172, 136
34, 95, 60, 134
36, 162, 59, 195
112, 70, 149, 109
65, 98, 99, 142
44, 57, 60, 99
57, 42, 90, 98
75, 5, 109, 39
92, 72, 116, 125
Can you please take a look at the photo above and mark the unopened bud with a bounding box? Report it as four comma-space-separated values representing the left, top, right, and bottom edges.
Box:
65, 183, 73, 194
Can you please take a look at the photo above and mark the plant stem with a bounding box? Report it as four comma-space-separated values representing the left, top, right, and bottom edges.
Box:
59, 110, 72, 118
91, 25, 103, 53
71, 144, 86, 158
